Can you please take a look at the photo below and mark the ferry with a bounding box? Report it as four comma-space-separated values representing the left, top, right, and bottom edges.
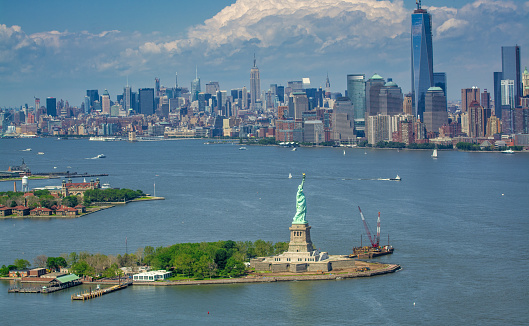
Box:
89, 136, 121, 141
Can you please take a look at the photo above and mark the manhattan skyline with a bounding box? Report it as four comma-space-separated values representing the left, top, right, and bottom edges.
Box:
0, 0, 528, 107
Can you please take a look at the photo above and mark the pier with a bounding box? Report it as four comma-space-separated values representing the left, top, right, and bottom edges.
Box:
8, 276, 82, 294
71, 281, 132, 301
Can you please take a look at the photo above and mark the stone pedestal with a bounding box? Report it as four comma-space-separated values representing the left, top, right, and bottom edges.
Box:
288, 223, 313, 253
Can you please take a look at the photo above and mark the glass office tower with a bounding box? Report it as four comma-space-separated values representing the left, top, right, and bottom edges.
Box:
411, 1, 433, 120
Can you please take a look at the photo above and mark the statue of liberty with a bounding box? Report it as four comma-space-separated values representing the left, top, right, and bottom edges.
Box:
292, 173, 307, 224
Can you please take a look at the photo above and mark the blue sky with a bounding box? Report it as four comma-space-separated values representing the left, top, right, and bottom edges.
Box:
1, 0, 528, 107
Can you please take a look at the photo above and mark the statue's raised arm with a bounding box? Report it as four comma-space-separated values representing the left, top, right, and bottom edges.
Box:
292, 173, 307, 224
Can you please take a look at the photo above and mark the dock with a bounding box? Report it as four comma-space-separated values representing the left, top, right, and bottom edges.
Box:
8, 278, 82, 294
71, 281, 132, 301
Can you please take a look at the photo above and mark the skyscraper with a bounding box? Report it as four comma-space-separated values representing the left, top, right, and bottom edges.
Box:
346, 74, 366, 134
250, 55, 261, 111
191, 66, 201, 102
423, 87, 448, 133
123, 85, 132, 112
138, 88, 154, 116
101, 89, 110, 115
493, 71, 503, 118
411, 0, 434, 120
501, 45, 521, 105
46, 97, 56, 117
86, 89, 99, 111
461, 87, 480, 113
522, 67, 529, 97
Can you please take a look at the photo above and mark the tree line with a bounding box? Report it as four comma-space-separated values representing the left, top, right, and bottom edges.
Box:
83, 188, 145, 205
1, 240, 289, 280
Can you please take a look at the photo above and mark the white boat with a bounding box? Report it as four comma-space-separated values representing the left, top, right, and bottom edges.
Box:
291, 148, 297, 151
432, 149, 438, 158
288, 173, 292, 179
101, 183, 111, 189
343, 150, 346, 156
21, 148, 32, 152
390, 175, 401, 181
37, 152, 44, 155
239, 147, 247, 150
97, 154, 106, 158
501, 149, 514, 154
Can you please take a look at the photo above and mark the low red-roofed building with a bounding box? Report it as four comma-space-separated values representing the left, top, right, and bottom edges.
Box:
30, 207, 53, 216
12, 205, 30, 216
0, 206, 13, 217
74, 205, 86, 214
56, 206, 78, 217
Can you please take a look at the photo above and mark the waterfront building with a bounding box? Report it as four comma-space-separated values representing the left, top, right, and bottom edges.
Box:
250, 55, 261, 112
303, 120, 324, 144
468, 101, 485, 138
423, 87, 448, 134
502, 45, 521, 105
411, 0, 434, 119
367, 114, 390, 145
461, 87, 480, 113
332, 97, 355, 142
250, 176, 355, 273
133, 270, 172, 282
46, 97, 57, 117
486, 115, 502, 136
138, 88, 155, 116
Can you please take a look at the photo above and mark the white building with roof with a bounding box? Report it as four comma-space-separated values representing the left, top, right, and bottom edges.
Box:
133, 270, 172, 282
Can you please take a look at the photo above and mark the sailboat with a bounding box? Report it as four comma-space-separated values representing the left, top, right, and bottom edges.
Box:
288, 173, 292, 179
343, 150, 346, 156
432, 148, 438, 158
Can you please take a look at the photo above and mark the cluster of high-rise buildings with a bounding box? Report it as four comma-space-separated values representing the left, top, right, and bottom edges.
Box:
1, 1, 528, 147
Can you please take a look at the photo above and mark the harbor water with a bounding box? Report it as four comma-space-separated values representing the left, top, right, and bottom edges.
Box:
0, 138, 528, 325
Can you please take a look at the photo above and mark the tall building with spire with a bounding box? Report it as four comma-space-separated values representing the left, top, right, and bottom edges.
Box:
411, 0, 434, 120
250, 54, 261, 112
191, 66, 201, 102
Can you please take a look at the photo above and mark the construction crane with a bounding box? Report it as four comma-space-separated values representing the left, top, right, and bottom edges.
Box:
358, 206, 380, 248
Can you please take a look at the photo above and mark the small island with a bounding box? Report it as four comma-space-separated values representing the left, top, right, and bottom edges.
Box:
0, 178, 162, 219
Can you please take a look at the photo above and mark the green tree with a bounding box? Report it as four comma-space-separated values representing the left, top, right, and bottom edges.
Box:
0, 265, 9, 276
70, 261, 95, 277
223, 257, 246, 277
14, 259, 31, 270
62, 196, 78, 207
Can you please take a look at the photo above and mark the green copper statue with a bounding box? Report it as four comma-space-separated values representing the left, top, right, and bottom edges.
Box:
292, 173, 307, 224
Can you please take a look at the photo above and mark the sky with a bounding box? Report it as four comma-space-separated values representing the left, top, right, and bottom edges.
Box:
0, 0, 528, 108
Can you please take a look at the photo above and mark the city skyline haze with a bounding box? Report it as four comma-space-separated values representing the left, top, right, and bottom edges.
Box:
0, 0, 528, 107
